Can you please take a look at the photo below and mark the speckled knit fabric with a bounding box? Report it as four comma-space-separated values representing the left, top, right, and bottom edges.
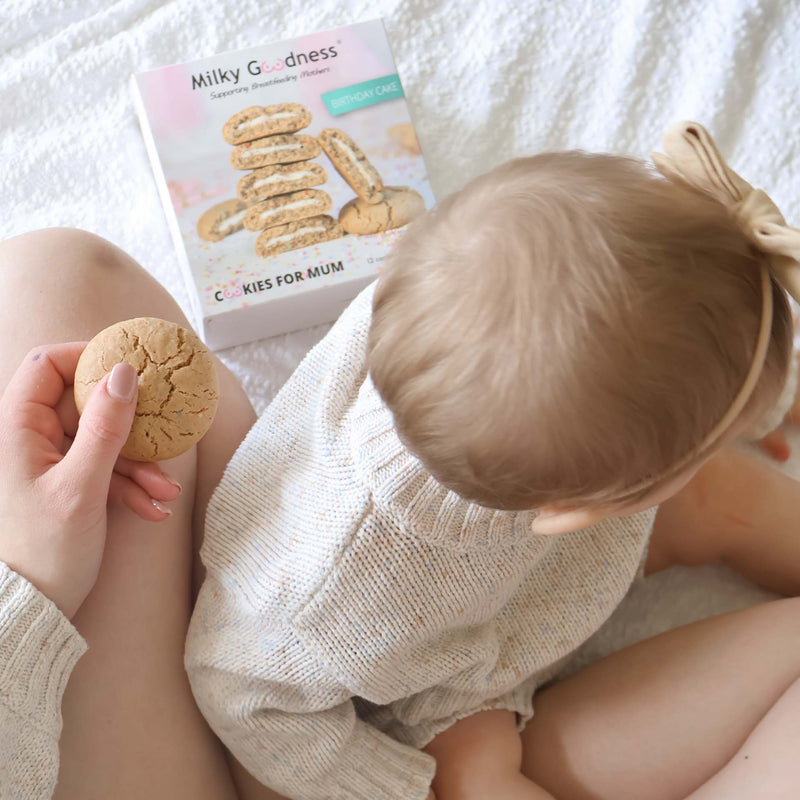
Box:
5, 2, 800, 705
185, 282, 656, 800
0, 563, 87, 799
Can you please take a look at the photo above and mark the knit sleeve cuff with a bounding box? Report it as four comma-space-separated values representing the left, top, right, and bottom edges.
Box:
332, 721, 436, 800
0, 562, 87, 733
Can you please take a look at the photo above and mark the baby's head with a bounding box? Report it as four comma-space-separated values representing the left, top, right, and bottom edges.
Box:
368, 151, 792, 516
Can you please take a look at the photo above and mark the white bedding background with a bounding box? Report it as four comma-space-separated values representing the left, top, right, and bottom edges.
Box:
2, 0, 800, 665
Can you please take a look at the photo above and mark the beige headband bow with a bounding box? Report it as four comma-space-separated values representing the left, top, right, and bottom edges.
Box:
614, 122, 798, 502
652, 121, 800, 303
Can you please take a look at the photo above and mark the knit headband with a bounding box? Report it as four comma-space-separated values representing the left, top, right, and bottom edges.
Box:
618, 121, 800, 501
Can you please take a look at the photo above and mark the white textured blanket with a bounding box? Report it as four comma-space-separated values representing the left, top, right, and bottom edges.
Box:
2, 0, 799, 659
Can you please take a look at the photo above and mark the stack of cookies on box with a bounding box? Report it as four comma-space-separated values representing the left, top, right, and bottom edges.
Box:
197, 104, 426, 254
197, 103, 342, 255
225, 103, 344, 258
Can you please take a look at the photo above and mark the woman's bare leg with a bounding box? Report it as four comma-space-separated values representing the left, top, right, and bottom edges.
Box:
687, 675, 800, 799
0, 228, 249, 799
522, 597, 800, 800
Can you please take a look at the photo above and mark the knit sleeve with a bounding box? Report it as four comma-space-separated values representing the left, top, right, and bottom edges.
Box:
185, 576, 435, 800
0, 562, 87, 799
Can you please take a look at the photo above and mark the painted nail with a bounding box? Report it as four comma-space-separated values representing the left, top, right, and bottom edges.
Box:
151, 498, 172, 517
162, 473, 182, 494
107, 362, 137, 403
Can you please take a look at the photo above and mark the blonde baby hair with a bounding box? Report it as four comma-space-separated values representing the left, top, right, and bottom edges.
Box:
368, 151, 792, 510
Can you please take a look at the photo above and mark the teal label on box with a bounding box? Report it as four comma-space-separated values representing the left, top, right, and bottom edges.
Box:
321, 74, 404, 116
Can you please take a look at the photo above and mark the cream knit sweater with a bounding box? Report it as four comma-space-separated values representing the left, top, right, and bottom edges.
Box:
185, 282, 656, 800
0, 563, 87, 798
1, 289, 793, 800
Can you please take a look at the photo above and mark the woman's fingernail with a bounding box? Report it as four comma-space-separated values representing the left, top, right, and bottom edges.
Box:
151, 498, 172, 517
107, 362, 137, 403
162, 473, 182, 494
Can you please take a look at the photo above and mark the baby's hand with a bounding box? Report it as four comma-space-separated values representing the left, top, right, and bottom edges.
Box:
756, 368, 800, 463
757, 428, 792, 462
754, 332, 800, 462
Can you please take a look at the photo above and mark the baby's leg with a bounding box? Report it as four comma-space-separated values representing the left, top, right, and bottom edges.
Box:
0, 229, 249, 799
647, 447, 800, 595
521, 597, 800, 800
424, 709, 555, 800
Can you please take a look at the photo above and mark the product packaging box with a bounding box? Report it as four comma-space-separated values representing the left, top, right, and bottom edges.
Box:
132, 19, 434, 350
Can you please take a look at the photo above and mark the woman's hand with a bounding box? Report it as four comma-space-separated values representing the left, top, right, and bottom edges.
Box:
0, 343, 180, 618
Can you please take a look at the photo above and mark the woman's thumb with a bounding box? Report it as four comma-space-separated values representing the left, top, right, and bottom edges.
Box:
63, 362, 138, 494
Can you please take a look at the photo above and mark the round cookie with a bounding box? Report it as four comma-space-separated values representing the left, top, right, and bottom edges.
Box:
222, 103, 312, 145
237, 161, 328, 202
229, 133, 321, 170
318, 128, 384, 205
74, 318, 219, 462
243, 188, 333, 232
255, 214, 343, 258
338, 186, 425, 235
388, 122, 421, 155
197, 198, 249, 242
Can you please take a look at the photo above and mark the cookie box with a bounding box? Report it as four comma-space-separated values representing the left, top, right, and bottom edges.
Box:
132, 18, 435, 350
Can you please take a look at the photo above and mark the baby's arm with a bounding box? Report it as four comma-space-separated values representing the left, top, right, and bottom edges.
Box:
424, 710, 556, 800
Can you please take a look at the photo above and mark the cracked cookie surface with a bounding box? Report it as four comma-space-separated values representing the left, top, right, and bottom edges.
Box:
74, 318, 219, 461
338, 186, 425, 235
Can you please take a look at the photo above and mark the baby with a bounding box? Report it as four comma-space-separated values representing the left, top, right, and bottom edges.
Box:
185, 123, 800, 800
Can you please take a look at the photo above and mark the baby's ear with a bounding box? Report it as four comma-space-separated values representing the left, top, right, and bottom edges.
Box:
530, 506, 611, 536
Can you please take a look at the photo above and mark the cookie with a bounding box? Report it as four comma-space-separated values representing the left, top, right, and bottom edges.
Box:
223, 103, 312, 146
197, 198, 249, 242
318, 128, 384, 204
74, 318, 219, 462
255, 215, 343, 259
388, 123, 421, 155
243, 189, 333, 232
237, 162, 328, 202
230, 133, 321, 170
339, 186, 425, 235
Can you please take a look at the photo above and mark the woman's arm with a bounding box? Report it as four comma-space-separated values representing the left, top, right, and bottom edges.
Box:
0, 345, 178, 797
0, 564, 87, 798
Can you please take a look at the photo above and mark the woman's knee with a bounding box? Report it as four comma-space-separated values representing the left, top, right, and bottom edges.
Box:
1, 227, 134, 286
0, 228, 192, 370
1, 227, 183, 313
